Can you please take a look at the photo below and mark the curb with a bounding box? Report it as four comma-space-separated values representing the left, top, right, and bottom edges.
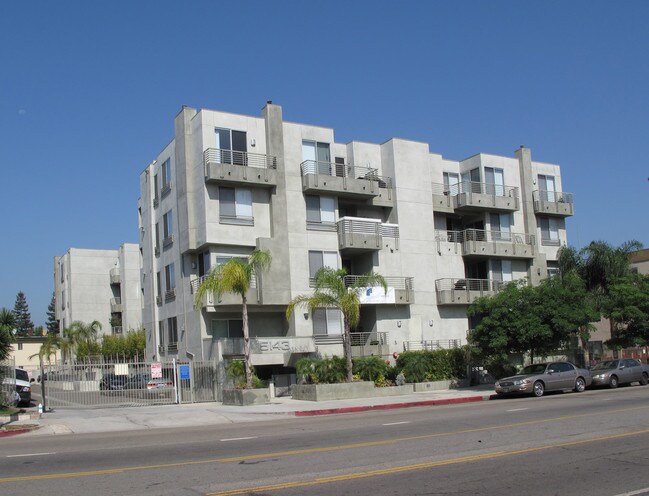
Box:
294, 395, 489, 416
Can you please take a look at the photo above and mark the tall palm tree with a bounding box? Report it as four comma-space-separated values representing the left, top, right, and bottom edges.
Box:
286, 267, 387, 383
0, 308, 17, 362
194, 249, 272, 388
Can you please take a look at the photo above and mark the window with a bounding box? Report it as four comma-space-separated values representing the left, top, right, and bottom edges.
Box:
461, 168, 481, 193
308, 250, 338, 286
547, 261, 560, 278
163, 211, 173, 246
60, 262, 64, 282
165, 264, 176, 300
443, 172, 460, 195
305, 195, 335, 229
209, 319, 244, 339
167, 317, 178, 345
156, 272, 162, 304
198, 251, 210, 277
484, 167, 505, 196
302, 140, 331, 175
17, 343, 23, 351
215, 128, 247, 165
158, 321, 165, 346
153, 173, 160, 206
155, 222, 160, 255
490, 213, 512, 242
540, 217, 560, 245
313, 309, 343, 335
492, 260, 512, 287
161, 159, 172, 189
538, 175, 556, 202
219, 187, 253, 225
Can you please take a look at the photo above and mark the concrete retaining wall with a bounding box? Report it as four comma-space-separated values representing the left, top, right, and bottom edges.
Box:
222, 388, 270, 406
292, 380, 458, 401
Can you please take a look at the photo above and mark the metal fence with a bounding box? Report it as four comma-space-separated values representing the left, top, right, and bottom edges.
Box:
1, 358, 16, 406
39, 359, 222, 409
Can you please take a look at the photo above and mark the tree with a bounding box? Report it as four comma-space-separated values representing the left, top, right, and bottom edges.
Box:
467, 276, 597, 364
46, 293, 59, 334
13, 291, 34, 336
194, 249, 272, 388
64, 320, 102, 361
601, 273, 649, 348
30, 332, 60, 365
0, 308, 17, 362
286, 267, 387, 383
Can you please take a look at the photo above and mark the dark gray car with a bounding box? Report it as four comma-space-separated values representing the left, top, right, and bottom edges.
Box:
495, 362, 592, 398
590, 359, 649, 388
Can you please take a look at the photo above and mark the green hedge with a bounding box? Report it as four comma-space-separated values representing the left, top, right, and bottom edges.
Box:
394, 349, 468, 383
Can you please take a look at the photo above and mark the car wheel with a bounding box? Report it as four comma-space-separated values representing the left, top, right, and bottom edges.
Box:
574, 377, 586, 392
533, 381, 544, 397
609, 375, 619, 389
640, 373, 648, 386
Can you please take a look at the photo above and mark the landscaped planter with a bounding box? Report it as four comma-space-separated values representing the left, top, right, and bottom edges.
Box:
371, 384, 415, 396
222, 388, 270, 406
292, 381, 375, 401
412, 380, 454, 392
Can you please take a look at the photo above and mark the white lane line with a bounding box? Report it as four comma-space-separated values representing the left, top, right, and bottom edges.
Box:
610, 487, 649, 496
220, 436, 258, 442
506, 408, 529, 412
7, 452, 56, 458
383, 421, 411, 426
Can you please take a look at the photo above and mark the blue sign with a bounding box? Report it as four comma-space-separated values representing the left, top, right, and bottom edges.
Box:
179, 365, 190, 380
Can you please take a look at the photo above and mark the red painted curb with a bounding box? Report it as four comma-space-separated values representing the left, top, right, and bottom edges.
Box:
294, 395, 487, 416
0, 428, 32, 437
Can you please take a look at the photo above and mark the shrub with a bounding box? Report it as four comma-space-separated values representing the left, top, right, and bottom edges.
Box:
295, 356, 346, 384
353, 356, 390, 385
226, 360, 264, 389
395, 348, 470, 383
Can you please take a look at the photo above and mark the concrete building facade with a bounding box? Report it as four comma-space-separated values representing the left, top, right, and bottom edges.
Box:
54, 244, 142, 336
138, 102, 573, 376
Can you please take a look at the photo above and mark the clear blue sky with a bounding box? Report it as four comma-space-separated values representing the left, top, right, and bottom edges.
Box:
1, 1, 647, 326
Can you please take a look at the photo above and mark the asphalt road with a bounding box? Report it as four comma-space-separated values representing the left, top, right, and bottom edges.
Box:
3, 386, 649, 496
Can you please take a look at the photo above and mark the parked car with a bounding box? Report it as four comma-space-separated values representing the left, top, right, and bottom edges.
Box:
495, 362, 592, 398
99, 373, 128, 391
123, 373, 174, 398
2, 368, 32, 406
590, 359, 649, 388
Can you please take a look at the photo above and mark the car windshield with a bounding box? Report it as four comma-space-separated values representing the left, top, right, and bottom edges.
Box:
520, 364, 548, 375
16, 369, 29, 381
591, 361, 619, 371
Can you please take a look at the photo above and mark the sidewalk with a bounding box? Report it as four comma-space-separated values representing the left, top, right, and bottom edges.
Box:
4, 385, 494, 437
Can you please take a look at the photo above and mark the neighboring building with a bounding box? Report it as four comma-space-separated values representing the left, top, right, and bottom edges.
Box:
54, 244, 142, 337
138, 102, 572, 379
9, 335, 60, 378
630, 248, 649, 275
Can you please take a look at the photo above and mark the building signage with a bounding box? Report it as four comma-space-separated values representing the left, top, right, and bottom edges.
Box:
179, 364, 190, 380
255, 338, 315, 354
359, 286, 395, 304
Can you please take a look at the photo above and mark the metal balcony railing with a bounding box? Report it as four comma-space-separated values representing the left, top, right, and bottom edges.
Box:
109, 267, 120, 284
203, 148, 277, 169
190, 274, 257, 294
435, 278, 504, 293
336, 217, 400, 243
308, 275, 414, 290
432, 180, 519, 198
532, 190, 573, 204
403, 339, 463, 351
300, 160, 392, 188
437, 229, 535, 245
164, 288, 176, 301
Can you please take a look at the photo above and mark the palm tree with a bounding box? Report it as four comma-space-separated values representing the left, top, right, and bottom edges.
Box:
0, 308, 17, 362
29, 333, 61, 366
65, 320, 102, 362
194, 249, 272, 388
286, 267, 387, 383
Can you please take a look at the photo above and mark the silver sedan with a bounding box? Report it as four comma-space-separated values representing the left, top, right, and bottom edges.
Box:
590, 359, 649, 388
495, 362, 592, 398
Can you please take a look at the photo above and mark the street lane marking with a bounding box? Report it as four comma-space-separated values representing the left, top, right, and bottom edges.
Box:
382, 421, 410, 426
611, 488, 649, 496
220, 437, 258, 442
7, 452, 56, 458
206, 428, 649, 495
506, 408, 529, 412
2, 404, 649, 484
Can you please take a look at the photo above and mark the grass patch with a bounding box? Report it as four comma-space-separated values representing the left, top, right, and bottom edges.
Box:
0, 407, 21, 415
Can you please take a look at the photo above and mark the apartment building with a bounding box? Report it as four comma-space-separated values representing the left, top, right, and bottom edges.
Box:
54, 244, 142, 336
139, 102, 572, 377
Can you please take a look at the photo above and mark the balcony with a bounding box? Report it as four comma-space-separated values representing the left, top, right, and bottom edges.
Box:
344, 275, 414, 304
301, 161, 393, 204
190, 274, 258, 309
165, 288, 176, 302
109, 267, 120, 284
533, 190, 574, 217
204, 148, 277, 188
337, 217, 399, 253
350, 332, 389, 358
437, 229, 536, 259
432, 181, 519, 213
110, 297, 122, 313
435, 278, 502, 305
